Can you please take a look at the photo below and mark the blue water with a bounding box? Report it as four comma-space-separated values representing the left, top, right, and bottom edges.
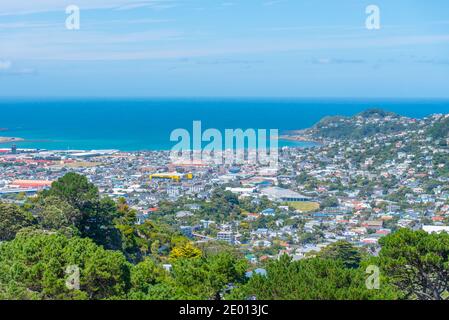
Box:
0, 98, 448, 151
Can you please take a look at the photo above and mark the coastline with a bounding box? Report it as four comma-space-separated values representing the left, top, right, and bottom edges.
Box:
0, 139, 318, 151
279, 133, 323, 144
279, 135, 322, 143
0, 137, 24, 144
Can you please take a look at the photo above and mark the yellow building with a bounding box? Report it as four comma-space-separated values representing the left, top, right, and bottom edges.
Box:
149, 172, 193, 182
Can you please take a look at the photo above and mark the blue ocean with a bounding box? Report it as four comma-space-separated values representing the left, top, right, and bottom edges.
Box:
0, 98, 448, 151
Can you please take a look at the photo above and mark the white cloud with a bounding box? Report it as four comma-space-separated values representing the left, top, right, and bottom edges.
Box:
0, 60, 12, 70
0, 0, 178, 16
0, 60, 36, 76
311, 58, 366, 65
263, 0, 285, 6
2, 30, 449, 62
1, 1, 449, 63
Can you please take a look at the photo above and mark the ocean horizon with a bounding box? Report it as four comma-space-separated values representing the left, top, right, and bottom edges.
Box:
1, 98, 449, 151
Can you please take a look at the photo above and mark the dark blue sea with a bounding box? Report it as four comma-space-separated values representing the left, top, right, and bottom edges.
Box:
0, 98, 448, 151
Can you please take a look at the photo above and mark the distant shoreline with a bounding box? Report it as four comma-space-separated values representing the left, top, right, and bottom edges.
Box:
0, 138, 318, 152
0, 137, 24, 144
279, 135, 322, 144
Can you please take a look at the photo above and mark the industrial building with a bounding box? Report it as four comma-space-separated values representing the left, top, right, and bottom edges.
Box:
10, 180, 53, 189
260, 187, 311, 202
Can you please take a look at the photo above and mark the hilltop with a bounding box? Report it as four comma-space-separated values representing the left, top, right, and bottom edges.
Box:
280, 108, 449, 144
428, 115, 449, 140
306, 108, 417, 140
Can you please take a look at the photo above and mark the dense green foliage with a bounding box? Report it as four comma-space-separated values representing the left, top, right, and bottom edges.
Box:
378, 228, 449, 300
0, 230, 131, 300
0, 202, 33, 241
228, 255, 398, 300
317, 241, 362, 269
1, 173, 449, 300
310, 109, 413, 140
428, 116, 449, 140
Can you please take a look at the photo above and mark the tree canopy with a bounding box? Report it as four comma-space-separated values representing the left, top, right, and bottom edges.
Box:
228, 255, 398, 300
0, 202, 33, 241
0, 230, 131, 300
378, 228, 449, 300
318, 241, 363, 269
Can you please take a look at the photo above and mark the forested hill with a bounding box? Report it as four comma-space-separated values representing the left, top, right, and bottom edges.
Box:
300, 109, 449, 142
428, 115, 449, 140
305, 109, 417, 140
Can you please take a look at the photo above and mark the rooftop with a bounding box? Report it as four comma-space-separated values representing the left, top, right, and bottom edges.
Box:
261, 187, 310, 200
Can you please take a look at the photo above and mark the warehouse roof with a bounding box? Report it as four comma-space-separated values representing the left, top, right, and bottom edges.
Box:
261, 187, 310, 200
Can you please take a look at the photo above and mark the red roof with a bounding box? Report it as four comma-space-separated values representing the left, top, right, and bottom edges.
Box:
11, 180, 53, 188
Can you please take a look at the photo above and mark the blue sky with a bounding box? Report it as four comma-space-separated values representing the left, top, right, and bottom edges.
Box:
0, 0, 449, 98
